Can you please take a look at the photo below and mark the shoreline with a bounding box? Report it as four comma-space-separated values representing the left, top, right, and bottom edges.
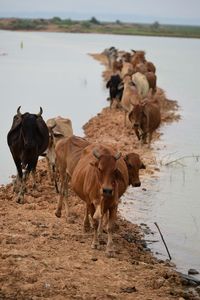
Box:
0, 17, 200, 39
1, 53, 200, 299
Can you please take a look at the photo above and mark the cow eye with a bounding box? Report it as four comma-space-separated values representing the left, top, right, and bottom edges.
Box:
98, 167, 102, 172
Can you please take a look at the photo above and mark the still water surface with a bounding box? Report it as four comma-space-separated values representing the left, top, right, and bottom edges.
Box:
0, 30, 199, 276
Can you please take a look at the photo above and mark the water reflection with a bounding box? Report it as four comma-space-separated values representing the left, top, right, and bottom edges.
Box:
1, 30, 200, 276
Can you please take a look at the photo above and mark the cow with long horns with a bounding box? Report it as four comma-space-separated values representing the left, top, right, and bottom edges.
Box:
7, 106, 49, 203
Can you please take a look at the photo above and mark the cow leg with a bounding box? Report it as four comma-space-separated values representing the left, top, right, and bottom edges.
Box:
55, 171, 66, 218
13, 175, 20, 193
13, 159, 26, 204
109, 98, 112, 109
134, 128, 141, 141
83, 203, 91, 232
148, 132, 152, 148
17, 170, 30, 204
46, 157, 53, 183
52, 165, 59, 193
31, 170, 37, 190
90, 204, 100, 249
124, 111, 127, 127
106, 206, 117, 258
13, 159, 23, 193
55, 173, 70, 221
141, 132, 147, 145
55, 163, 66, 218
63, 174, 72, 222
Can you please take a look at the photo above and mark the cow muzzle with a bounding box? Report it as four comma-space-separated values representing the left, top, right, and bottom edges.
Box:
102, 188, 113, 197
133, 181, 141, 187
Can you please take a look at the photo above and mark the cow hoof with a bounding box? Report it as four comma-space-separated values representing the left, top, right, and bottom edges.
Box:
83, 222, 91, 232
106, 249, 116, 258
67, 216, 75, 224
16, 196, 24, 204
91, 241, 101, 250
55, 210, 61, 218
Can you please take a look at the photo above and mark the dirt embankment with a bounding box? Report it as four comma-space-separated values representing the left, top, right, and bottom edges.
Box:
1, 54, 199, 300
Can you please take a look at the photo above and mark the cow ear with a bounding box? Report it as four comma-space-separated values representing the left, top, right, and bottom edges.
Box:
106, 80, 111, 88
124, 155, 132, 168
118, 82, 124, 90
114, 152, 121, 160
114, 168, 123, 180
124, 154, 128, 162
90, 161, 98, 167
54, 132, 64, 138
128, 110, 133, 122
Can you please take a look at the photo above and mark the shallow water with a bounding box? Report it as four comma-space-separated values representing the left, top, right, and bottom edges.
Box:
118, 37, 200, 276
1, 30, 199, 276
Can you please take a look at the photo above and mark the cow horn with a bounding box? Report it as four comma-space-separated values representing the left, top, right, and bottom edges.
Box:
114, 152, 121, 160
17, 106, 22, 116
50, 123, 57, 130
37, 107, 43, 116
93, 149, 100, 159
48, 119, 56, 129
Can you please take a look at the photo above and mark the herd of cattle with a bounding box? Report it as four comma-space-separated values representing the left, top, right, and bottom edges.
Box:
105, 46, 161, 146
7, 48, 162, 257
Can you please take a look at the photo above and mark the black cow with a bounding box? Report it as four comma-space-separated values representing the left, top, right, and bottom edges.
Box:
7, 106, 49, 203
106, 74, 124, 108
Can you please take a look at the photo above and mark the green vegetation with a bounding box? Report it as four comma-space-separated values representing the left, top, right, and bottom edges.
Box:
0, 17, 200, 38
0, 18, 49, 30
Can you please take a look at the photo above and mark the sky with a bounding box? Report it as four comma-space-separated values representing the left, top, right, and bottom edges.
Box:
0, 0, 200, 25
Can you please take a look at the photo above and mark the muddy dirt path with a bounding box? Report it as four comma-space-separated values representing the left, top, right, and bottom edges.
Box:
1, 53, 198, 300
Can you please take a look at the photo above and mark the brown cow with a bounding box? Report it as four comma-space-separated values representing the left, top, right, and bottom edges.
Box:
120, 74, 141, 126
146, 61, 156, 73
131, 50, 146, 69
55, 135, 90, 219
71, 143, 145, 257
145, 72, 157, 94
128, 100, 161, 147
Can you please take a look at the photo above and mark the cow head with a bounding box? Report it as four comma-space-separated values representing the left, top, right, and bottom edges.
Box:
93, 149, 121, 197
124, 153, 145, 187
46, 123, 64, 166
17, 106, 43, 149
129, 104, 141, 127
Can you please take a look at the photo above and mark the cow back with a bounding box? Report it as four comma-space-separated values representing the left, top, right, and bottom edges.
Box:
143, 102, 161, 132
55, 135, 89, 178
36, 116, 49, 155
132, 72, 149, 99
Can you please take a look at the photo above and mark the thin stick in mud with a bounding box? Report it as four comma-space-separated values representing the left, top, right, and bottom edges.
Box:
154, 222, 172, 261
